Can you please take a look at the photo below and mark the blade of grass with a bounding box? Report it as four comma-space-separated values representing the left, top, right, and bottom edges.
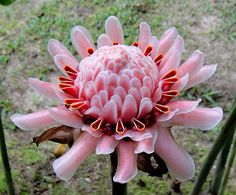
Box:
0, 107, 15, 195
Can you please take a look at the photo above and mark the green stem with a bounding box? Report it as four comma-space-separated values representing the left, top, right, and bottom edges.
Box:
210, 125, 235, 194
110, 151, 127, 195
0, 108, 15, 195
218, 129, 236, 195
191, 101, 236, 195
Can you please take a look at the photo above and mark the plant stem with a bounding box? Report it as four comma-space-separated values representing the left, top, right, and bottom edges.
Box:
210, 125, 235, 195
0, 108, 15, 195
218, 130, 236, 195
110, 151, 127, 195
191, 101, 236, 195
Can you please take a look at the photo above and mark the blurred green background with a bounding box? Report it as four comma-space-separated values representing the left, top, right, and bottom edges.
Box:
0, 0, 236, 194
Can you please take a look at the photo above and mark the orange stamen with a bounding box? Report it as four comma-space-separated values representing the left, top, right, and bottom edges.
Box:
115, 120, 126, 134
132, 42, 139, 47
154, 54, 163, 66
90, 119, 103, 131
153, 104, 170, 114
159, 90, 179, 104
64, 65, 78, 80
132, 118, 145, 131
144, 45, 153, 56
87, 48, 94, 55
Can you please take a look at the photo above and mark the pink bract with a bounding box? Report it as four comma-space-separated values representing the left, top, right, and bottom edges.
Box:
11, 16, 223, 183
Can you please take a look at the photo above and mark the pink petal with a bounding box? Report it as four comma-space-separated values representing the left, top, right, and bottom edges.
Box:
71, 26, 95, 58
53, 132, 97, 180
166, 99, 201, 114
135, 128, 158, 154
160, 107, 223, 130
184, 64, 217, 90
105, 16, 124, 44
155, 127, 195, 181
97, 34, 112, 48
157, 110, 178, 122
47, 39, 77, 63
114, 129, 152, 141
96, 135, 118, 154
53, 86, 72, 101
170, 73, 189, 91
121, 95, 138, 122
169, 35, 185, 54
81, 125, 103, 137
151, 82, 162, 103
137, 97, 153, 119
48, 106, 83, 129
113, 141, 137, 183
84, 106, 101, 118
157, 27, 178, 55
178, 50, 205, 78
150, 36, 159, 58
10, 109, 58, 131
102, 100, 118, 124
138, 22, 152, 51
28, 78, 59, 101
54, 54, 79, 74
159, 48, 181, 77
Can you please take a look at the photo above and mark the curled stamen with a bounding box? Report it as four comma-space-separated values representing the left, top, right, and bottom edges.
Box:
113, 42, 119, 45
70, 101, 88, 110
154, 54, 163, 66
132, 118, 145, 131
159, 90, 179, 104
116, 120, 126, 134
64, 98, 82, 108
87, 48, 94, 55
153, 104, 170, 114
64, 65, 78, 80
144, 45, 153, 56
59, 84, 77, 97
161, 69, 177, 80
90, 118, 103, 131
58, 76, 74, 85
132, 42, 139, 47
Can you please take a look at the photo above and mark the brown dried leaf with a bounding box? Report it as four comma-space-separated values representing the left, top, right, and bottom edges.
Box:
33, 126, 75, 146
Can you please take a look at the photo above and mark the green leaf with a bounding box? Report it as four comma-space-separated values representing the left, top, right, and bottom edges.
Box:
0, 0, 15, 6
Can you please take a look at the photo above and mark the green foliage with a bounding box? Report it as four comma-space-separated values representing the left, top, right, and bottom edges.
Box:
0, 0, 15, 6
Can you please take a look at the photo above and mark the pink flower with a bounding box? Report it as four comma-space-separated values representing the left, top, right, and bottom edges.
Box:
11, 16, 223, 183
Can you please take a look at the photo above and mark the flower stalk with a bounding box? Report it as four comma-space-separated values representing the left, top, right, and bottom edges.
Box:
218, 130, 236, 195
0, 108, 15, 195
110, 151, 127, 195
191, 100, 236, 195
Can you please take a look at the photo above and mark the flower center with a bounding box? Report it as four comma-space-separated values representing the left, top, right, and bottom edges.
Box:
58, 44, 179, 135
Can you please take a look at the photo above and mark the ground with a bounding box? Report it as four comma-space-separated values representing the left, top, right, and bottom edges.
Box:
0, 0, 236, 194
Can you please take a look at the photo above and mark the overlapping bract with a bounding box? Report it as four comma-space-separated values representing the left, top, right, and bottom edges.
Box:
11, 16, 223, 183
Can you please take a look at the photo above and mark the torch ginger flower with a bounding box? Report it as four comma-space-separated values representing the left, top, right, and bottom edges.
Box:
11, 16, 223, 183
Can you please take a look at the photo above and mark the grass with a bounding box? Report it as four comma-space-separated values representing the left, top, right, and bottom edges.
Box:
0, 0, 236, 194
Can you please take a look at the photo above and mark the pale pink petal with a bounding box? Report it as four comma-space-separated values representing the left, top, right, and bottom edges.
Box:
150, 36, 159, 58
151, 82, 162, 103
159, 48, 181, 77
155, 127, 195, 181
166, 99, 201, 114
178, 50, 205, 78
114, 129, 152, 141
160, 107, 223, 130
105, 16, 124, 44
10, 109, 58, 131
113, 141, 137, 183
156, 110, 178, 122
138, 22, 152, 51
71, 26, 95, 58
157, 27, 178, 55
184, 64, 217, 90
135, 128, 158, 154
53, 132, 97, 180
97, 34, 112, 48
96, 135, 118, 154
169, 35, 185, 54
47, 39, 77, 63
28, 78, 59, 101
84, 106, 101, 118
53, 86, 72, 101
121, 95, 138, 122
102, 100, 118, 124
81, 125, 103, 137
54, 54, 79, 73
48, 106, 83, 129
137, 97, 153, 119
170, 73, 189, 91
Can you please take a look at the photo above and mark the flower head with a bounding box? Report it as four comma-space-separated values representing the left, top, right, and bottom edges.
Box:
11, 16, 223, 183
